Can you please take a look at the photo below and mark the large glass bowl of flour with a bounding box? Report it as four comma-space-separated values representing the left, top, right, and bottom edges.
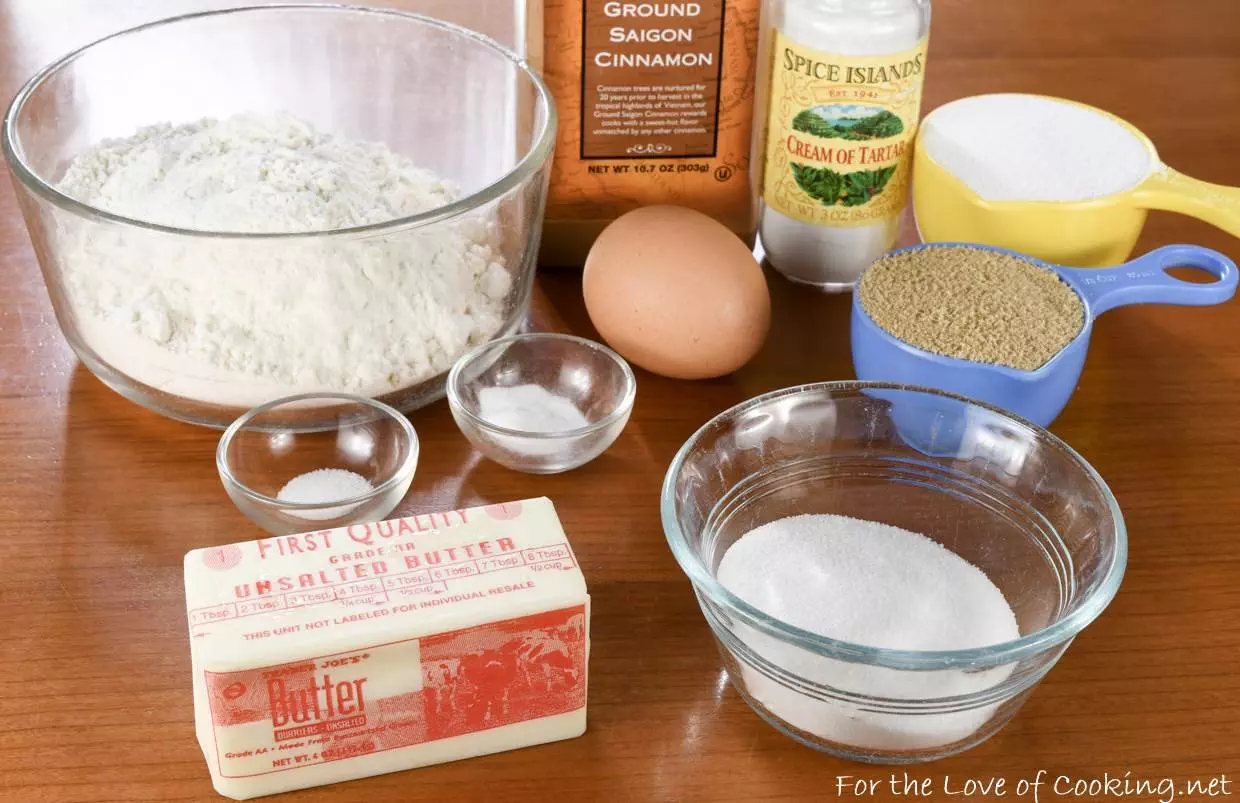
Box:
661, 382, 1127, 764
3, 6, 553, 426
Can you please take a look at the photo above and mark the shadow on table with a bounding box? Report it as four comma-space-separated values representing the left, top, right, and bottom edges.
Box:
60, 362, 228, 543
51, 364, 226, 633
1052, 305, 1234, 489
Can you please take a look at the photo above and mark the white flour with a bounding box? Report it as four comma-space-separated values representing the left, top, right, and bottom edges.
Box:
56, 112, 512, 406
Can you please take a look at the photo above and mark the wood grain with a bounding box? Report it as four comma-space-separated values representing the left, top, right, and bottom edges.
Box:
1, 1, 1239, 801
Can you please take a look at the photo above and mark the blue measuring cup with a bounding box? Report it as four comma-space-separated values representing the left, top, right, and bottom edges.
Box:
852, 243, 1238, 428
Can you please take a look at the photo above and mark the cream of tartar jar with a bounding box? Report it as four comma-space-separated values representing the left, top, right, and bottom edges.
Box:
752, 0, 932, 291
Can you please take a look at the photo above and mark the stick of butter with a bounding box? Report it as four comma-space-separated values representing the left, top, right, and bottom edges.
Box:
183, 497, 589, 800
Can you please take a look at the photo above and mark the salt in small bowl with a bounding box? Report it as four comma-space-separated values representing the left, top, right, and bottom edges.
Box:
447, 333, 636, 474
217, 393, 419, 535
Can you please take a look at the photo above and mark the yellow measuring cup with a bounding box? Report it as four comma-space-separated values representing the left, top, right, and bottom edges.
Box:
912, 94, 1240, 267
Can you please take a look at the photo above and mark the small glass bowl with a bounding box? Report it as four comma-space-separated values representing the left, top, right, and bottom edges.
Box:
447, 333, 636, 474
217, 393, 418, 535
661, 382, 1127, 764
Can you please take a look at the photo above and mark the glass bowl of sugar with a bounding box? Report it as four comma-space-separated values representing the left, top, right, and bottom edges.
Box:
447, 333, 636, 474
661, 382, 1127, 764
217, 393, 418, 535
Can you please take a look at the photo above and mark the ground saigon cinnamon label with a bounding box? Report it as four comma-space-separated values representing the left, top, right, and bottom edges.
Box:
761, 33, 927, 227
539, 0, 760, 266
580, 0, 726, 158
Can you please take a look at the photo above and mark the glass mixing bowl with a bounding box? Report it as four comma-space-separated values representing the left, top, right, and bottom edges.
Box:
3, 5, 554, 427
661, 382, 1127, 764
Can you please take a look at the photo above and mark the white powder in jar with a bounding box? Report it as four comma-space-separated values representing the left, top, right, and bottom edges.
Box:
921, 94, 1153, 201
55, 112, 512, 407
717, 513, 1021, 752
757, 0, 926, 288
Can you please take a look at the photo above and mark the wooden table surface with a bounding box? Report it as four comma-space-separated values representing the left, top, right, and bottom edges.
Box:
3, 1, 1240, 801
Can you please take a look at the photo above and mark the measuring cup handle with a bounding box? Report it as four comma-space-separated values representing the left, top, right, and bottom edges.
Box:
1134, 168, 1240, 239
1058, 245, 1238, 316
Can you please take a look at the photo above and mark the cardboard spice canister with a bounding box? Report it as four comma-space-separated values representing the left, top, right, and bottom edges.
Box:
537, 0, 761, 266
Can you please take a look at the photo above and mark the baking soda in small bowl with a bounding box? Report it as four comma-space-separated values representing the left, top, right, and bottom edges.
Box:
717, 513, 1020, 752
480, 385, 589, 434
447, 332, 636, 474
475, 384, 591, 458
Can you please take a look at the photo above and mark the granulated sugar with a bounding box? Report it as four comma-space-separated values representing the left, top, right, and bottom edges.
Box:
921, 94, 1152, 201
858, 245, 1085, 371
717, 513, 1020, 751
718, 514, 1018, 652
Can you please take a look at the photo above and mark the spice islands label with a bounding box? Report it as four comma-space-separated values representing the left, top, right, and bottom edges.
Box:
761, 33, 928, 226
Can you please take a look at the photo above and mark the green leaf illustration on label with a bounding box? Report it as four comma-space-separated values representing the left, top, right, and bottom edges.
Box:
791, 163, 843, 205
791, 164, 896, 207
843, 166, 898, 206
791, 105, 904, 141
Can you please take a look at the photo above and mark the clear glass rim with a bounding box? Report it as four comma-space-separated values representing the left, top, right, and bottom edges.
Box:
446, 332, 637, 440
0, 3, 557, 239
216, 392, 419, 511
659, 380, 1129, 671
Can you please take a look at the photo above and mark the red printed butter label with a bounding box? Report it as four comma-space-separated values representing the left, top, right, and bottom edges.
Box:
204, 606, 587, 779
184, 498, 587, 660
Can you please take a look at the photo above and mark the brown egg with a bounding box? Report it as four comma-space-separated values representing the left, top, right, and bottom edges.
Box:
583, 205, 770, 380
